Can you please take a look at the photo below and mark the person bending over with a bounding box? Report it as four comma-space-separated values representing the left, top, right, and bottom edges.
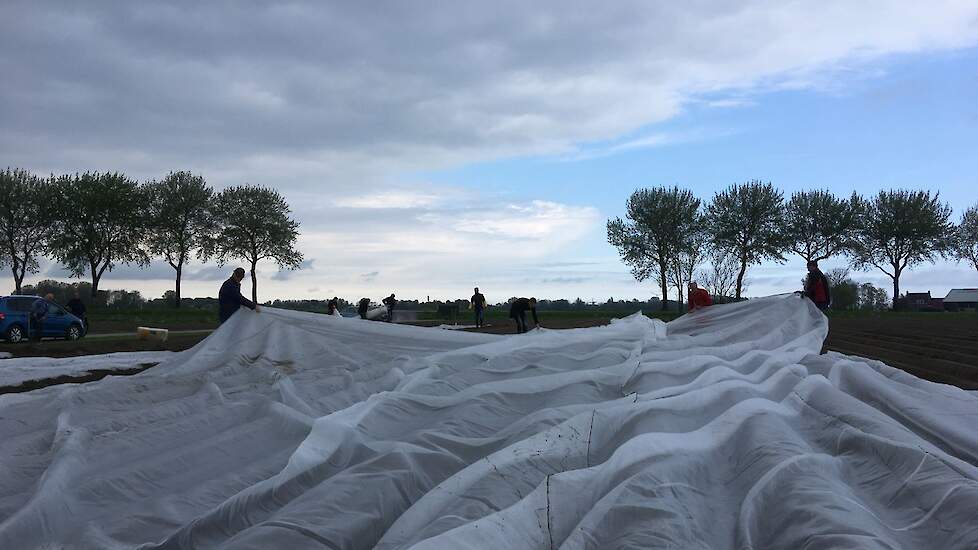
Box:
382, 293, 397, 322
509, 297, 538, 334
687, 282, 713, 312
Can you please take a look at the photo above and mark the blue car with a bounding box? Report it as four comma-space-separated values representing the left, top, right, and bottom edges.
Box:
0, 295, 87, 343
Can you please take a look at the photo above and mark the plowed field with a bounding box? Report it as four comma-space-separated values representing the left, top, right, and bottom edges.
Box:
824, 315, 978, 389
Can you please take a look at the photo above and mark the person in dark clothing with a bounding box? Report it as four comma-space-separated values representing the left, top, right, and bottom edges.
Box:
30, 294, 52, 341
327, 297, 339, 315
509, 297, 538, 334
382, 294, 397, 322
357, 298, 371, 319
66, 291, 88, 331
803, 260, 831, 310
218, 267, 258, 324
470, 287, 487, 328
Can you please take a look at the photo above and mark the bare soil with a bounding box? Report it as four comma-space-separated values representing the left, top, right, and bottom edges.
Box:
0, 332, 210, 358
824, 314, 978, 390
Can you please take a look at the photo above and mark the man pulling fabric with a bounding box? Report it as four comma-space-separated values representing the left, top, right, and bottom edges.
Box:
218, 267, 258, 324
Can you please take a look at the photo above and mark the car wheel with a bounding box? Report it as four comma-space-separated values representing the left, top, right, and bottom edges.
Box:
66, 324, 82, 341
5, 324, 25, 343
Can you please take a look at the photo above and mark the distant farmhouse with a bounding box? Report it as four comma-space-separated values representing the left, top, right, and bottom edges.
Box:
943, 289, 978, 311
902, 291, 944, 311
899, 289, 977, 311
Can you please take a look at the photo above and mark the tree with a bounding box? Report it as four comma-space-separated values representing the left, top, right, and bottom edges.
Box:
784, 190, 858, 263
607, 187, 700, 310
955, 204, 978, 273
202, 185, 303, 303
825, 268, 857, 310
697, 250, 739, 302
706, 180, 787, 299
857, 283, 889, 311
0, 168, 51, 293
849, 190, 955, 309
47, 172, 150, 297
667, 222, 706, 310
145, 171, 214, 307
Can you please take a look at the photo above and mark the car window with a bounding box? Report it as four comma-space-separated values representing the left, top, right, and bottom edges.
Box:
6, 297, 35, 311
50, 305, 67, 315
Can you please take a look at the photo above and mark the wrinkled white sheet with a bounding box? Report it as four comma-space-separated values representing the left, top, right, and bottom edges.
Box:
0, 351, 172, 388
1, 296, 977, 549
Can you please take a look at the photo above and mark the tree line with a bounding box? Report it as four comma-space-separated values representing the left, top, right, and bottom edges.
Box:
0, 168, 303, 306
608, 181, 978, 310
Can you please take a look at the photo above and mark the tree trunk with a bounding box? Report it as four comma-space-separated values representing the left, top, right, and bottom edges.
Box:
892, 271, 901, 311
659, 273, 668, 311
12, 263, 24, 295
174, 264, 182, 308
735, 257, 748, 299
250, 261, 258, 304
90, 261, 101, 298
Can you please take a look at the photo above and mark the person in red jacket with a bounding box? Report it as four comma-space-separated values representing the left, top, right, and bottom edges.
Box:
687, 282, 713, 312
803, 260, 831, 310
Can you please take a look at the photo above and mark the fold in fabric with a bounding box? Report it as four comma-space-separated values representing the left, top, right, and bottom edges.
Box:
1, 295, 976, 549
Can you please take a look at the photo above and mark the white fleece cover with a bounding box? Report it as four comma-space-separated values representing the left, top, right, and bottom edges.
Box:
0, 351, 172, 388
1, 295, 976, 549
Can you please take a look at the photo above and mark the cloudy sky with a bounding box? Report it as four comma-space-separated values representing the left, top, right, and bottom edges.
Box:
3, 1, 978, 303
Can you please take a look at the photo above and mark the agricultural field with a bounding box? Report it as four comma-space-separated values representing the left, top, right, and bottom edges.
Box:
85, 307, 219, 334
3, 307, 976, 391
824, 312, 978, 389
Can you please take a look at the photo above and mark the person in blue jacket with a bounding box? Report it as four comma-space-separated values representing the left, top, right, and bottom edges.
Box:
218, 267, 258, 323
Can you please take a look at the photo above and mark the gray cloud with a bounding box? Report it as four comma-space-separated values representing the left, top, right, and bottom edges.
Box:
360, 271, 380, 282
541, 276, 593, 284
183, 266, 234, 281
6, 2, 978, 301
4, 2, 977, 189
43, 260, 176, 281
272, 259, 315, 281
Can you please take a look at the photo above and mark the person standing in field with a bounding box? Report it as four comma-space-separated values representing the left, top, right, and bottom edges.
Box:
803, 260, 831, 310
509, 297, 538, 334
687, 282, 713, 312
382, 293, 397, 322
327, 297, 339, 315
66, 290, 88, 330
470, 287, 487, 328
29, 294, 53, 341
218, 267, 258, 324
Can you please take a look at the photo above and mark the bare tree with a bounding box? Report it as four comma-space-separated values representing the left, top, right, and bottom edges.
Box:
668, 224, 706, 309
145, 172, 214, 307
955, 204, 978, 273
0, 168, 51, 294
697, 250, 739, 302
202, 185, 303, 303
706, 181, 787, 299
608, 187, 700, 310
849, 190, 955, 309
47, 172, 150, 297
784, 190, 859, 263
